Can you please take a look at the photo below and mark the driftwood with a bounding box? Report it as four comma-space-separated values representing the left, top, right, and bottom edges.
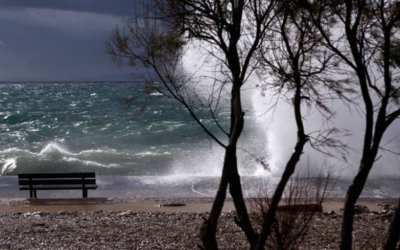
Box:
277, 204, 323, 213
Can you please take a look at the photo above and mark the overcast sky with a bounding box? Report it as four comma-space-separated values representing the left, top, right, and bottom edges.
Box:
0, 0, 142, 82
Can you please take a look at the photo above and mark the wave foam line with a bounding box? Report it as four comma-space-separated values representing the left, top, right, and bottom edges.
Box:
62, 157, 120, 168
0, 158, 17, 175
190, 183, 211, 197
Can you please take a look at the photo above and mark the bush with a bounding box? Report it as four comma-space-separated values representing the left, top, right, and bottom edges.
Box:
252, 169, 335, 249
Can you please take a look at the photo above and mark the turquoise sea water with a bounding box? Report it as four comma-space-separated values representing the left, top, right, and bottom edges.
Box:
0, 82, 268, 177
0, 82, 219, 175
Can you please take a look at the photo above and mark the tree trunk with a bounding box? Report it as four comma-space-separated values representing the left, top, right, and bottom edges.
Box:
255, 134, 308, 250
200, 146, 258, 250
227, 87, 258, 248
199, 148, 231, 250
383, 198, 400, 250
229, 161, 258, 248
340, 159, 374, 250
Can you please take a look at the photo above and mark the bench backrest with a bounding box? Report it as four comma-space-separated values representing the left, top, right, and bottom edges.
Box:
18, 172, 96, 189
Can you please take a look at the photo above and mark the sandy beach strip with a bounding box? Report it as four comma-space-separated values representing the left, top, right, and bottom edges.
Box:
0, 197, 234, 214
0, 197, 396, 214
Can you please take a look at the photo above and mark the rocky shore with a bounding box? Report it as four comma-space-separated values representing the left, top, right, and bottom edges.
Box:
0, 202, 397, 249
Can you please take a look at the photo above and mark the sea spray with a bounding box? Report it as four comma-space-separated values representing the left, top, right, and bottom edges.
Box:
172, 38, 271, 177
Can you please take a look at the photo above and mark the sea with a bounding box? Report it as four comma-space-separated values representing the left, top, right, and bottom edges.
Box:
0, 82, 399, 199
0, 81, 222, 176
0, 82, 267, 198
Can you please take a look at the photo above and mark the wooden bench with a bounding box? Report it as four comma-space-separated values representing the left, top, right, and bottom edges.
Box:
18, 172, 97, 198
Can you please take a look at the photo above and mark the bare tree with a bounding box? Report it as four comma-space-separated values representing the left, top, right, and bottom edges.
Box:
253, 1, 350, 248
302, 0, 400, 249
108, 1, 276, 249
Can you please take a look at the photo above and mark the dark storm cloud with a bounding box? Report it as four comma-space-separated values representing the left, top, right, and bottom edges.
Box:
0, 0, 145, 81
0, 0, 143, 16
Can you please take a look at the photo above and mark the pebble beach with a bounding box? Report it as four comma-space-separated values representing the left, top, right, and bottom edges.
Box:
0, 198, 398, 249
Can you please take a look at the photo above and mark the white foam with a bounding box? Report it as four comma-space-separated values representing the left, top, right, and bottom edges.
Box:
1, 158, 17, 175
62, 156, 120, 168
38, 142, 75, 156
149, 92, 163, 96
80, 148, 117, 155
134, 151, 171, 157
0, 147, 35, 155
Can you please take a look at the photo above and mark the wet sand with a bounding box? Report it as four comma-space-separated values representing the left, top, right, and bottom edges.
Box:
0, 197, 233, 214
0, 197, 396, 214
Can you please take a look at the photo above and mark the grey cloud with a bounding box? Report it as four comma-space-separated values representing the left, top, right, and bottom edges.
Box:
0, 0, 144, 17
0, 1, 142, 81
0, 7, 123, 35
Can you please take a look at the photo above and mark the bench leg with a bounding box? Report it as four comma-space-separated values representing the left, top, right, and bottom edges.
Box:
30, 189, 37, 199
83, 189, 88, 198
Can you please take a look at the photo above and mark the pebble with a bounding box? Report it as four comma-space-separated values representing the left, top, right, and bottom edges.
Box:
0, 209, 396, 249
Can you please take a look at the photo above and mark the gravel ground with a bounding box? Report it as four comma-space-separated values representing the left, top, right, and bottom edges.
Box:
0, 206, 397, 250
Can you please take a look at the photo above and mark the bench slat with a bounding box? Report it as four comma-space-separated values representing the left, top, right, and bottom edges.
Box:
20, 185, 97, 190
19, 179, 96, 186
18, 172, 95, 179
